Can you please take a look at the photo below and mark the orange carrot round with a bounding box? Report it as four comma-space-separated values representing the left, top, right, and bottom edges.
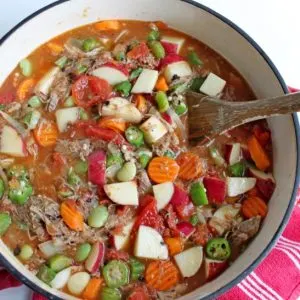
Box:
60, 200, 84, 232
164, 237, 184, 256
145, 261, 179, 291
247, 135, 270, 171
82, 278, 103, 300
94, 20, 120, 31
176, 152, 204, 180
98, 117, 126, 133
242, 196, 268, 219
148, 157, 179, 183
34, 120, 58, 147
134, 95, 148, 114
17, 78, 35, 101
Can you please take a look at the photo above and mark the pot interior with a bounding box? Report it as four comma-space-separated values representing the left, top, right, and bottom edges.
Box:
0, 0, 298, 299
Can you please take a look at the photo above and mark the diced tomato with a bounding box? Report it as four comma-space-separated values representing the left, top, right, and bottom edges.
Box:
190, 224, 211, 246
0, 92, 15, 104
170, 186, 189, 207
88, 150, 106, 186
102, 62, 130, 76
139, 194, 155, 210
116, 205, 131, 216
128, 287, 149, 300
252, 124, 271, 147
161, 41, 178, 55
127, 42, 150, 60
52, 152, 66, 168
161, 204, 178, 231
159, 54, 184, 70
72, 75, 112, 107
203, 177, 226, 204
105, 248, 130, 262
161, 112, 172, 124
256, 179, 275, 201
176, 221, 195, 237
175, 201, 195, 220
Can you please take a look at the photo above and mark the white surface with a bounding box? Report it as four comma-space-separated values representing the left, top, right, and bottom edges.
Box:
0, 0, 299, 299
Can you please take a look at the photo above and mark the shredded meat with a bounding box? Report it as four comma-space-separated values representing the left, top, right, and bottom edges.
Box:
105, 204, 136, 230
64, 38, 101, 59
127, 53, 159, 70
105, 248, 130, 262
190, 224, 212, 246
91, 51, 113, 70
136, 170, 152, 196
157, 283, 188, 300
55, 139, 93, 160
77, 189, 99, 219
152, 132, 179, 157
121, 282, 157, 300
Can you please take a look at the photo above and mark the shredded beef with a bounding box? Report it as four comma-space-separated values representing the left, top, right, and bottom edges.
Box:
91, 51, 113, 70
64, 38, 101, 59
136, 170, 152, 196
152, 132, 179, 157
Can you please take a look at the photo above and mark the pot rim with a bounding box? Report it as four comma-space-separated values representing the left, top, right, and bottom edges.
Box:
0, 1, 299, 299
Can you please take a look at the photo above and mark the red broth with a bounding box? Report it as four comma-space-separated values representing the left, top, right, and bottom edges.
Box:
0, 20, 273, 299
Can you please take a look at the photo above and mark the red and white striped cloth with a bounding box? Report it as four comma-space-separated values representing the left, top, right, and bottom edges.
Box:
1, 90, 300, 300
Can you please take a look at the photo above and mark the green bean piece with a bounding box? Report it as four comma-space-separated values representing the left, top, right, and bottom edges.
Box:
147, 30, 160, 41
148, 41, 165, 59
229, 162, 247, 177
188, 51, 203, 66
206, 238, 231, 261
75, 243, 92, 262
155, 91, 169, 112
88, 205, 109, 228
8, 179, 33, 205
130, 259, 145, 281
129, 67, 143, 81
125, 126, 144, 147
0, 213, 11, 235
117, 162, 137, 182
103, 260, 130, 288
101, 287, 122, 300
19, 244, 34, 261
48, 254, 72, 272
0, 104, 5, 111
114, 81, 132, 97
82, 38, 99, 52
190, 182, 208, 206
28, 96, 42, 108
190, 214, 199, 226
0, 179, 5, 199
67, 169, 81, 186
19, 58, 33, 77
106, 152, 124, 168
137, 148, 152, 168
79, 109, 89, 120
77, 64, 88, 74
164, 149, 176, 159
190, 77, 206, 92
209, 147, 225, 167
55, 56, 68, 69
64, 96, 75, 107
23, 110, 41, 130
74, 160, 88, 174
173, 102, 187, 116
37, 265, 56, 284
8, 165, 29, 180
115, 52, 125, 61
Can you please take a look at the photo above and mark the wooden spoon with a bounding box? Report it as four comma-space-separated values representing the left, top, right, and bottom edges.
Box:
187, 91, 300, 144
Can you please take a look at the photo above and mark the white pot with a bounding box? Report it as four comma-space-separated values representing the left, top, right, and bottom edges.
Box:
0, 0, 299, 299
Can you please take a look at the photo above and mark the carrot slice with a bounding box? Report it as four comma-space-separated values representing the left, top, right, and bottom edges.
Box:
98, 117, 126, 133
60, 200, 84, 232
145, 261, 179, 291
242, 196, 268, 219
247, 135, 270, 171
82, 278, 103, 300
154, 21, 169, 30
94, 20, 120, 31
155, 75, 169, 92
17, 78, 35, 101
33, 120, 58, 147
148, 157, 179, 183
176, 152, 204, 180
134, 94, 148, 114
47, 42, 64, 55
164, 237, 184, 256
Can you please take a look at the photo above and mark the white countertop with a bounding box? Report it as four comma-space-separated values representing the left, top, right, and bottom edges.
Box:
0, 0, 299, 298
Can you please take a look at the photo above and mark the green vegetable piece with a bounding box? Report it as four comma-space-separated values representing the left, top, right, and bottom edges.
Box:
115, 52, 125, 61
37, 265, 56, 284
147, 30, 160, 41
149, 40, 165, 59
16, 221, 28, 231
206, 238, 231, 261
106, 152, 124, 168
0, 213, 11, 235
8, 179, 33, 205
58, 188, 74, 199
190, 77, 205, 92
117, 162, 137, 182
28, 96, 42, 108
19, 58, 33, 77
103, 260, 130, 288
173, 102, 187, 116
0, 179, 5, 199
190, 214, 199, 226
187, 51, 203, 66
64, 96, 75, 107
190, 182, 208, 206
155, 91, 169, 112
55, 56, 68, 69
67, 169, 81, 186
170, 81, 190, 94
79, 108, 89, 120
48, 254, 72, 272
7, 165, 29, 180
229, 162, 247, 177
139, 154, 151, 168
125, 126, 144, 147
0, 104, 5, 111
209, 147, 225, 167
88, 205, 109, 228
130, 259, 145, 281
101, 287, 122, 300
19, 244, 33, 261
164, 149, 176, 159
129, 67, 143, 81
75, 243, 92, 262
23, 110, 41, 130
74, 160, 88, 174
114, 81, 132, 97
82, 38, 99, 52
77, 64, 88, 74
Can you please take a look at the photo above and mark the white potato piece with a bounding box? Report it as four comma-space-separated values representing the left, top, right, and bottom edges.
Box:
200, 72, 226, 96
140, 116, 168, 144
226, 177, 257, 197
104, 181, 139, 205
35, 67, 60, 97
55, 107, 80, 132
164, 61, 192, 83
91, 66, 128, 85
153, 182, 174, 210
0, 125, 25, 157
134, 225, 168, 260
67, 272, 90, 295
161, 36, 185, 54
131, 69, 158, 94
50, 267, 72, 289
113, 220, 135, 250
